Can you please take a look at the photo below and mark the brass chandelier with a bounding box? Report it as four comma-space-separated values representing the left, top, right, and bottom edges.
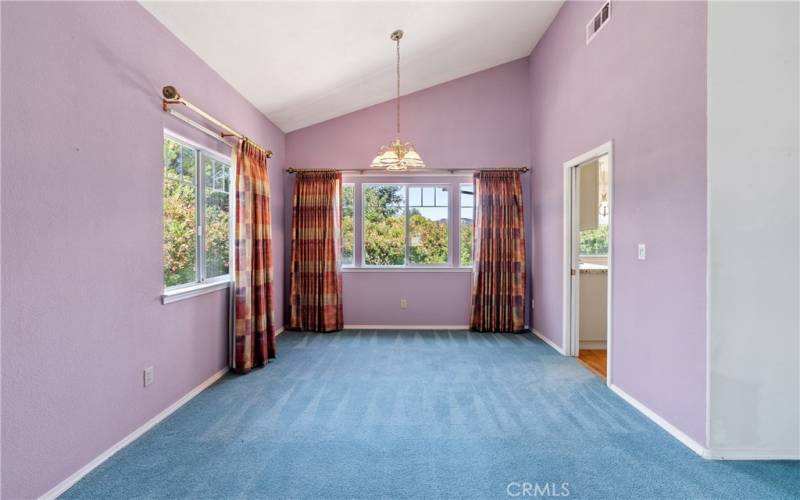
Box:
370, 30, 426, 170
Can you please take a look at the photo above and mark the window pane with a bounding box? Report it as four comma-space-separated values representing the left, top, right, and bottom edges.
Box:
460, 183, 474, 266
165, 140, 196, 186
422, 186, 435, 206
364, 185, 406, 265
163, 138, 197, 287
408, 186, 421, 206
460, 187, 474, 208
409, 185, 448, 265
342, 184, 354, 265
204, 155, 230, 279
579, 225, 608, 255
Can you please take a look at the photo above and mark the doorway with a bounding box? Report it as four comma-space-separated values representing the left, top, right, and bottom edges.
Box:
562, 141, 613, 383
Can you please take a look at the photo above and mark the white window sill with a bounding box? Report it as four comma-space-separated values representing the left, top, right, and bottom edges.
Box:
341, 266, 473, 273
162, 280, 231, 304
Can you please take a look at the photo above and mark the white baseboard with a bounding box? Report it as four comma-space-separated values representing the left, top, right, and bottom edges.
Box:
609, 383, 706, 456
275, 326, 285, 336
40, 367, 228, 500
532, 329, 565, 354
343, 324, 470, 330
703, 448, 800, 460
580, 340, 607, 349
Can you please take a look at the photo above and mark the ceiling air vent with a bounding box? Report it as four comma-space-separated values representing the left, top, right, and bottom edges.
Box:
586, 1, 611, 45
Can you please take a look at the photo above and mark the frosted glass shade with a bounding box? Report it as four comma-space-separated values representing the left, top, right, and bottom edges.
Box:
369, 141, 426, 170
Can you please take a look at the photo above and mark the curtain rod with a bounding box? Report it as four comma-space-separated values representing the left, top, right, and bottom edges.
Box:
161, 85, 273, 158
285, 167, 528, 174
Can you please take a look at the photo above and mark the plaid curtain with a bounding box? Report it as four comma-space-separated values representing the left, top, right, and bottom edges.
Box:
289, 170, 344, 332
233, 140, 276, 373
470, 170, 526, 332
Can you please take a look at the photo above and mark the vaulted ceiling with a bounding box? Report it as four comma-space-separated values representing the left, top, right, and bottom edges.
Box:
141, 1, 563, 132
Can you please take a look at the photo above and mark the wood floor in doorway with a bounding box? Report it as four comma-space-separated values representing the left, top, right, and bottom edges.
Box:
577, 349, 607, 379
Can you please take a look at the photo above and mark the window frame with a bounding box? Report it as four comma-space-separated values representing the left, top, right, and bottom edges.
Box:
406, 183, 451, 268
353, 180, 469, 271
458, 181, 475, 268
341, 182, 356, 267
162, 131, 235, 303
361, 182, 408, 268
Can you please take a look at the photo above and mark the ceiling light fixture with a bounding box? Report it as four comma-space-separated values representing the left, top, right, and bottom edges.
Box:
370, 30, 425, 171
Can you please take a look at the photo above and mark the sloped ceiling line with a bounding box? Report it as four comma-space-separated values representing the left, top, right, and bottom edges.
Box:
141, 1, 563, 132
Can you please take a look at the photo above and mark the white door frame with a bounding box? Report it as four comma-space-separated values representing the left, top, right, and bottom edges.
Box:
562, 140, 614, 385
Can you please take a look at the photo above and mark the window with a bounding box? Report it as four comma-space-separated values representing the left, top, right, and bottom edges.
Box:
163, 135, 232, 290
342, 183, 354, 265
459, 183, 475, 266
363, 184, 406, 265
408, 186, 449, 265
362, 184, 450, 267
579, 225, 608, 256
346, 179, 471, 270
203, 155, 231, 279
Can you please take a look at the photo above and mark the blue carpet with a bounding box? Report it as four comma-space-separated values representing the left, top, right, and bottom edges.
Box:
64, 330, 799, 499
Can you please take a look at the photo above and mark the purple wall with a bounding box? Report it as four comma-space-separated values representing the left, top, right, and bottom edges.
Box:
528, 1, 707, 443
0, 2, 285, 498
343, 271, 473, 326
0, 3, 712, 496
286, 58, 532, 327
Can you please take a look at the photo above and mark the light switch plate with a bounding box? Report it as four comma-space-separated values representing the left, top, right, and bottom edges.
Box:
638, 243, 646, 260
143, 366, 154, 387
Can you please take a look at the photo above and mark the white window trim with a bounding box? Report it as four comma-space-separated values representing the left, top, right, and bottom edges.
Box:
342, 267, 471, 273
458, 181, 475, 268
341, 182, 356, 267
162, 131, 235, 303
341, 178, 474, 271
360, 182, 452, 268
162, 279, 232, 304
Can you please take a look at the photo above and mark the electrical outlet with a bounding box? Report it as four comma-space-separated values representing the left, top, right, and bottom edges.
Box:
638, 243, 646, 260
400, 298, 408, 309
143, 366, 154, 387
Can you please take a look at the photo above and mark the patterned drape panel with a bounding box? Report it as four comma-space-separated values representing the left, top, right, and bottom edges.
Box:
289, 170, 344, 332
233, 140, 276, 373
470, 170, 526, 333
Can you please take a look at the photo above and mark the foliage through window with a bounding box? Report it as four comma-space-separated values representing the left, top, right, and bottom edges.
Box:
460, 183, 474, 266
408, 186, 448, 265
363, 185, 407, 265
362, 184, 451, 266
342, 183, 354, 265
579, 225, 608, 255
163, 136, 231, 289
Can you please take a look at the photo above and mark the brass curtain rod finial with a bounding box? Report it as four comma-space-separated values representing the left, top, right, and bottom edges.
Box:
162, 85, 180, 100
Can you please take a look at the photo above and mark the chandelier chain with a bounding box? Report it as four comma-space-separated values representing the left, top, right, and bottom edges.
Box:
396, 36, 401, 138
370, 29, 425, 170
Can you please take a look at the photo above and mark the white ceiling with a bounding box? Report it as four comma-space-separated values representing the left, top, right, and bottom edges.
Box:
142, 1, 563, 132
